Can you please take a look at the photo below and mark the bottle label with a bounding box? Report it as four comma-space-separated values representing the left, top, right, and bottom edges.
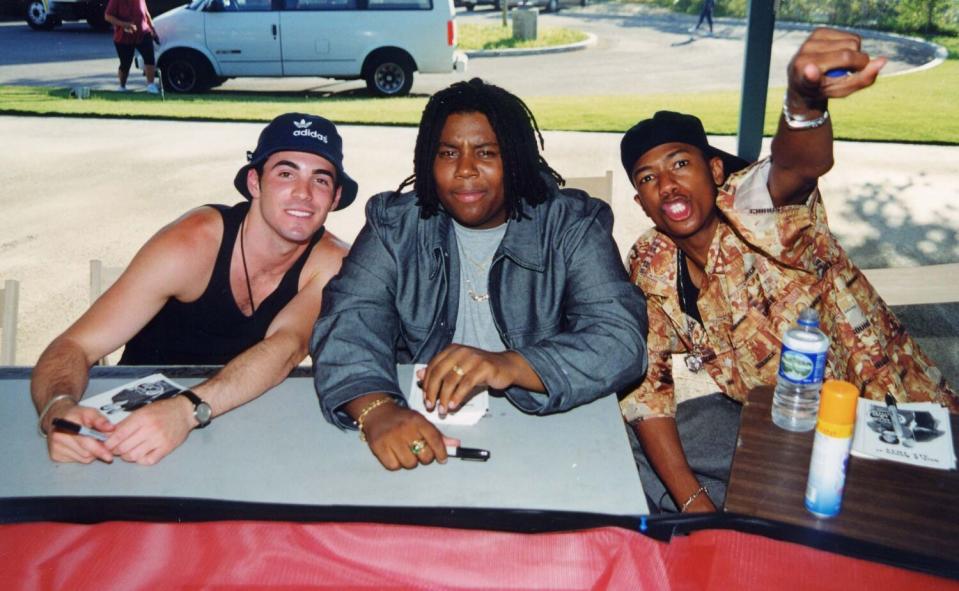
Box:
778, 346, 826, 385
805, 431, 852, 518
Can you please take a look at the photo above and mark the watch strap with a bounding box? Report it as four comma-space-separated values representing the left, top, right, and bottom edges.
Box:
178, 389, 211, 428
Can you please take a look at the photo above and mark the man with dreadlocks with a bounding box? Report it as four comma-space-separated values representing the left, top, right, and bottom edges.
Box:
311, 78, 648, 470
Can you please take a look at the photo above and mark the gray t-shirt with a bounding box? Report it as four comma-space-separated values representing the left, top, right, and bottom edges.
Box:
451, 220, 508, 352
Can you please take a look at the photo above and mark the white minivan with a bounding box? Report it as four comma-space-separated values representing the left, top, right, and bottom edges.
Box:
153, 0, 467, 96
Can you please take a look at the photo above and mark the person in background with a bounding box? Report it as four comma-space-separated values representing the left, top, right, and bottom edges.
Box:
312, 78, 648, 471
32, 113, 352, 465
104, 0, 160, 93
619, 28, 957, 514
693, 0, 715, 35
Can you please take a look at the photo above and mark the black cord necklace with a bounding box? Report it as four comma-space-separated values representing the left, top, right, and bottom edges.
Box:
677, 250, 705, 373
239, 216, 256, 315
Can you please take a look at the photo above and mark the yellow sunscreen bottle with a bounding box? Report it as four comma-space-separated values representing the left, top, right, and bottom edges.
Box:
804, 380, 859, 518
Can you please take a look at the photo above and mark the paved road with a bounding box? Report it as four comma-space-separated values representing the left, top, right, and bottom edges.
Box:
2, 115, 957, 371
0, 4, 938, 96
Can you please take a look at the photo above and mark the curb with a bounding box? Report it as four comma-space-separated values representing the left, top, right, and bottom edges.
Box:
464, 32, 596, 58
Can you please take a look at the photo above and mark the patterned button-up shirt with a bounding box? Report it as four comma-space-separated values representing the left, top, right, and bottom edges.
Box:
620, 159, 956, 422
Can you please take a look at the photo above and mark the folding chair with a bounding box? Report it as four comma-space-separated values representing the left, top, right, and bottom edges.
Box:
90, 260, 126, 364
1, 279, 20, 365
564, 170, 614, 204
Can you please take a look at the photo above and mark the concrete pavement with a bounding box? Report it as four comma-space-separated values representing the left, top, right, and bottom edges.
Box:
1, 115, 957, 384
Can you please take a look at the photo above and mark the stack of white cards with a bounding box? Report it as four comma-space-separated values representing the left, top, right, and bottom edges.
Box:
79, 373, 186, 424
851, 398, 956, 470
407, 364, 488, 426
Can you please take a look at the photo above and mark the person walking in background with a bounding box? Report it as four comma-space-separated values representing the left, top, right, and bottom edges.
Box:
693, 0, 715, 35
104, 0, 160, 93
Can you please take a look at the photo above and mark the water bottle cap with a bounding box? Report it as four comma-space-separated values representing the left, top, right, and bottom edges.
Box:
797, 307, 820, 327
817, 380, 859, 425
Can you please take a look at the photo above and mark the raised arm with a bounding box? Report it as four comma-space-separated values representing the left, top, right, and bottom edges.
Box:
31, 208, 218, 463
105, 232, 350, 466
768, 28, 886, 207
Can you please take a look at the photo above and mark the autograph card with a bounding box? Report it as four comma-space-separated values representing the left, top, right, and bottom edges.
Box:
407, 364, 488, 426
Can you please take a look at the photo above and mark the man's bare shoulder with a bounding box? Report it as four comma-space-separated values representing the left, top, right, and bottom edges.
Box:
129, 206, 225, 297
300, 230, 350, 289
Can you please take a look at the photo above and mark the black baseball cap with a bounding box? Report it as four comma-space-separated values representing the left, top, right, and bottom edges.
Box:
234, 113, 358, 211
620, 111, 750, 184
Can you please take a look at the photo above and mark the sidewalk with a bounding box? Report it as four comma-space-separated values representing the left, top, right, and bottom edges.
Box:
1, 115, 956, 381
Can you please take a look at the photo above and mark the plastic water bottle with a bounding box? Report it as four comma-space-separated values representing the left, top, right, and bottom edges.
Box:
771, 308, 829, 432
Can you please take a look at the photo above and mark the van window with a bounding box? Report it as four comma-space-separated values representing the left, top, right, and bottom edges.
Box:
222, 0, 273, 11
282, 0, 357, 9
367, 0, 431, 10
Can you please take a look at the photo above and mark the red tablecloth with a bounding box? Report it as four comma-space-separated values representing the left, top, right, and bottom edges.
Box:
1, 522, 953, 589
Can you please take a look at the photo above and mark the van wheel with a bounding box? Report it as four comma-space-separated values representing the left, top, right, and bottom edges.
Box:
545, 0, 557, 12
365, 56, 414, 97
465, 2, 475, 10
25, 0, 57, 30
160, 52, 213, 93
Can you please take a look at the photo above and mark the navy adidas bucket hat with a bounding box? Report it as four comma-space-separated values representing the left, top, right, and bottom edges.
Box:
234, 113, 358, 211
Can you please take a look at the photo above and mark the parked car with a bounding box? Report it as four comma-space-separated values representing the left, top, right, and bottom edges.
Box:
153, 0, 467, 96
22, 0, 186, 30
455, 0, 585, 13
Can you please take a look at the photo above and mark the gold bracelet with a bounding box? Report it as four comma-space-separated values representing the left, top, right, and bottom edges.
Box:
356, 396, 394, 442
37, 394, 77, 438
680, 485, 709, 513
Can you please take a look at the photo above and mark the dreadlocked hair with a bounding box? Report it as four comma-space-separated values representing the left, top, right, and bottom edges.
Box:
395, 78, 564, 220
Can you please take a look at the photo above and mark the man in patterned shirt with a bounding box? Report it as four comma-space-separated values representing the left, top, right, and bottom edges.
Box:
619, 28, 957, 513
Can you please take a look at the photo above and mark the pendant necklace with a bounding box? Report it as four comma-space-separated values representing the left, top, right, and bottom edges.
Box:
461, 250, 494, 303
677, 250, 705, 373
239, 216, 257, 315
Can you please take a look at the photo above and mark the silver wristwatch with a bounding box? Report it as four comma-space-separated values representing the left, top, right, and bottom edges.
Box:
178, 389, 213, 429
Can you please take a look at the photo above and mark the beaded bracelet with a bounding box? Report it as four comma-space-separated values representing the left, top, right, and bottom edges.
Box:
356, 397, 394, 442
680, 485, 709, 513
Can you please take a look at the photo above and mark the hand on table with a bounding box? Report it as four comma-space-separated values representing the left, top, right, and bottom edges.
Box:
417, 345, 526, 417
46, 402, 115, 464
362, 403, 458, 470
786, 27, 886, 111
105, 396, 194, 465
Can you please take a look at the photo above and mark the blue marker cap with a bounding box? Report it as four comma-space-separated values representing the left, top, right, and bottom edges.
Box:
825, 68, 852, 78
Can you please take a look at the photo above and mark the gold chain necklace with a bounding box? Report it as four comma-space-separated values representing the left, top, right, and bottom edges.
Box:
460, 249, 494, 303
677, 250, 705, 373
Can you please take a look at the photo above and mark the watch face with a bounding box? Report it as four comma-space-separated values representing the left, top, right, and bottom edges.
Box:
195, 402, 213, 426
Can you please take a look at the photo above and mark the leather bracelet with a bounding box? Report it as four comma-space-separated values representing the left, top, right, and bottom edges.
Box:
37, 394, 76, 438
356, 396, 394, 442
782, 93, 830, 130
680, 485, 709, 513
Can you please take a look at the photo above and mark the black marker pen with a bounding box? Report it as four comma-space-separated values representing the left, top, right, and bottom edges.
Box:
446, 445, 490, 462
52, 418, 109, 442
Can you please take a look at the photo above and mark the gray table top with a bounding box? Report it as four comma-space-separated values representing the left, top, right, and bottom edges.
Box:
1, 367, 648, 519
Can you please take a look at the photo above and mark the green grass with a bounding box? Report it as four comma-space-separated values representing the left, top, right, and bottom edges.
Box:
927, 32, 959, 59
1, 60, 957, 143
458, 23, 588, 50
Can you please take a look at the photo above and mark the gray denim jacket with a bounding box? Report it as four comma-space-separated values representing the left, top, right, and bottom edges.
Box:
311, 183, 648, 428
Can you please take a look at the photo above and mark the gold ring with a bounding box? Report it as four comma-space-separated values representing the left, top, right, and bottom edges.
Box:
452, 364, 465, 377
409, 439, 427, 455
